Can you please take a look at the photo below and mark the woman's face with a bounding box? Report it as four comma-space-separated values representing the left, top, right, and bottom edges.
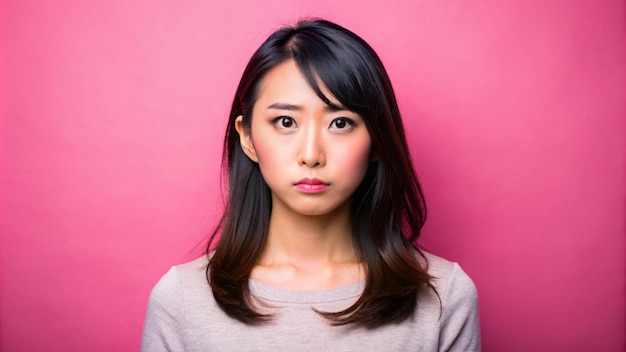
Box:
236, 60, 372, 218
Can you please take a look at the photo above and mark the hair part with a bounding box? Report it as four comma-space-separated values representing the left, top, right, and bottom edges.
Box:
207, 18, 435, 328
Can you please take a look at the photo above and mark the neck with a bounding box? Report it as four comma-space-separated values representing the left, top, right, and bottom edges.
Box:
251, 198, 365, 290
260, 200, 357, 270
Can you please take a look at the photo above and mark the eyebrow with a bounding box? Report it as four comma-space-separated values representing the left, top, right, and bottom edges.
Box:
267, 102, 350, 112
267, 103, 301, 111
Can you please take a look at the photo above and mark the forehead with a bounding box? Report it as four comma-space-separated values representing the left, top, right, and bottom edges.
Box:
255, 60, 340, 108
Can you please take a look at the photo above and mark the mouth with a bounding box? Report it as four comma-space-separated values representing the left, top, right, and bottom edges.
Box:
294, 178, 329, 192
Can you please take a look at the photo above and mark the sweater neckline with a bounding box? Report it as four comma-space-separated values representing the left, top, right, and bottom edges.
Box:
248, 279, 365, 304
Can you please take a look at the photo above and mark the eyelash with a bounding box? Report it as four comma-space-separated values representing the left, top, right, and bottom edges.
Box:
330, 117, 354, 130
273, 116, 296, 129
271, 116, 356, 130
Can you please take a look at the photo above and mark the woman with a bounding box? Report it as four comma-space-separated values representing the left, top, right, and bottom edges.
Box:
142, 19, 480, 351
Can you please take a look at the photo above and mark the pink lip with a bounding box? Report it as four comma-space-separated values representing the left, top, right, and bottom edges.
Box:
294, 178, 329, 193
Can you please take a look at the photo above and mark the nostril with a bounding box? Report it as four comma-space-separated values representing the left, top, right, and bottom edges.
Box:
301, 160, 320, 167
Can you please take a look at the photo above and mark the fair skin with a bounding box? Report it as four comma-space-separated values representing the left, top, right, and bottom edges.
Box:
235, 60, 372, 290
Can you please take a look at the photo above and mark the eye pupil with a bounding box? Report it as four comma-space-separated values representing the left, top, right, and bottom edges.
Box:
281, 117, 293, 127
334, 119, 346, 128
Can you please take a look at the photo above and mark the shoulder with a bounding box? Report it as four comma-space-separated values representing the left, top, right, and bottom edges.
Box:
421, 251, 477, 300
173, 256, 210, 281
160, 256, 213, 305
145, 256, 210, 314
150, 256, 209, 297
141, 256, 213, 351
419, 251, 481, 351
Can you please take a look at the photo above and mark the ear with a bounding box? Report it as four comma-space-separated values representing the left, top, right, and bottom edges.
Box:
235, 115, 258, 163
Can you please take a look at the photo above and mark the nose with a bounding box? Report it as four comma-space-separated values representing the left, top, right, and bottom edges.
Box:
297, 125, 325, 168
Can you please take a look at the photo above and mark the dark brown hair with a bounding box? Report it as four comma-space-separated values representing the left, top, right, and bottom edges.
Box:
207, 19, 433, 328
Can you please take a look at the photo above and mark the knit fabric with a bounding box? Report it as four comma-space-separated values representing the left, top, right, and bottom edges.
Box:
141, 252, 480, 351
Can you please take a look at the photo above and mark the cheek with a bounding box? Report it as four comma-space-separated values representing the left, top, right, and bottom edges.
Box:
253, 138, 283, 159
249, 128, 273, 163
341, 137, 372, 167
250, 136, 285, 179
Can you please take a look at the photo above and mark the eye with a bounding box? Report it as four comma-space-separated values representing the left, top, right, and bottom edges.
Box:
274, 116, 296, 129
330, 117, 353, 130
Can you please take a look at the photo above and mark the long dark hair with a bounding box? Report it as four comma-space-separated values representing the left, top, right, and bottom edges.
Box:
207, 19, 433, 328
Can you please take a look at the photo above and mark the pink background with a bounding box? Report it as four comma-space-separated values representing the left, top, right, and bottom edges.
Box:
2, 0, 624, 351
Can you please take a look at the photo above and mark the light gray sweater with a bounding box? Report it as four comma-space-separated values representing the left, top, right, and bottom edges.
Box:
141, 252, 480, 351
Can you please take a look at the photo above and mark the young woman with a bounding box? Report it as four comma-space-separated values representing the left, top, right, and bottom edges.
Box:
142, 19, 480, 351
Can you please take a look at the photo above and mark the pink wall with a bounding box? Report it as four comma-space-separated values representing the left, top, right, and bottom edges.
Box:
2, 0, 624, 351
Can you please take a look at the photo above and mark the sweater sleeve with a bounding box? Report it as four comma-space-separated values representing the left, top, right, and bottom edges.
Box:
141, 267, 187, 352
438, 263, 481, 352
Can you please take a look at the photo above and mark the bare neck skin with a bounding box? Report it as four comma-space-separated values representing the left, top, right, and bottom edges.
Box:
251, 198, 365, 290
